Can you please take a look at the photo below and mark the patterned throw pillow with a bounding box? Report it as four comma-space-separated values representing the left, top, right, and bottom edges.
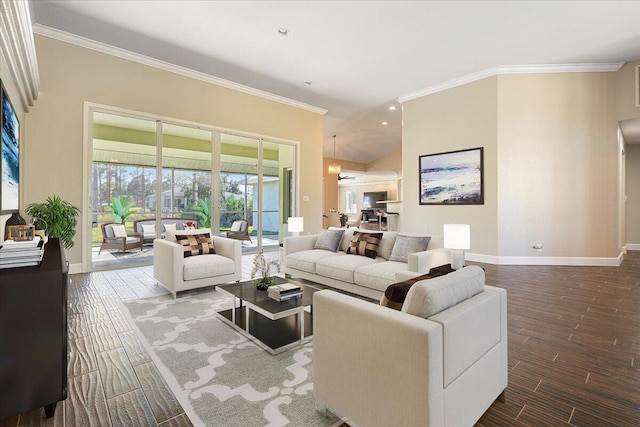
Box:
389, 234, 431, 263
175, 233, 215, 257
346, 231, 383, 259
182, 221, 198, 230
314, 228, 345, 252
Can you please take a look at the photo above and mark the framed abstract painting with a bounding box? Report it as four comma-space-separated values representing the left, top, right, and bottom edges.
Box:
1, 81, 20, 213
419, 147, 484, 205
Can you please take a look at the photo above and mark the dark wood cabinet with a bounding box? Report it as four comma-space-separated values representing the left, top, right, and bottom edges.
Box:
0, 238, 68, 420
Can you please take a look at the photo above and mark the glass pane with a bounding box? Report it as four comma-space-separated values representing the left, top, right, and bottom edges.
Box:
161, 123, 212, 228
91, 112, 157, 269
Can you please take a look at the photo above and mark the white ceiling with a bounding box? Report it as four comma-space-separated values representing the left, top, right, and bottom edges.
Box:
31, 1, 640, 163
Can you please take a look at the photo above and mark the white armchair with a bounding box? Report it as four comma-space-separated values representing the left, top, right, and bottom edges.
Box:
314, 267, 507, 427
153, 233, 242, 297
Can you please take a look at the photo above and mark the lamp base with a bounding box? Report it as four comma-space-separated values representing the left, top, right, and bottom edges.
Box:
450, 249, 465, 270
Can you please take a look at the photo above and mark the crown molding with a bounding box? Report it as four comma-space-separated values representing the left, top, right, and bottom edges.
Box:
0, 0, 40, 110
32, 24, 328, 116
398, 62, 625, 104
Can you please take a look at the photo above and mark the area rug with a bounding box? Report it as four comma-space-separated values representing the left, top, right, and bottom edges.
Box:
122, 289, 342, 427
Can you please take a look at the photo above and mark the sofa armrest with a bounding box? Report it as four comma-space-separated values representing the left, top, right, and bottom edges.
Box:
407, 248, 451, 274
283, 234, 318, 255
153, 238, 183, 292
314, 290, 445, 427
212, 236, 242, 277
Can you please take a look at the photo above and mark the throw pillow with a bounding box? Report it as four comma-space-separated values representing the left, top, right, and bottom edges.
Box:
389, 233, 431, 263
111, 224, 127, 238
346, 231, 383, 259
141, 224, 155, 234
175, 232, 215, 257
314, 228, 345, 252
402, 265, 485, 318
164, 223, 177, 232
183, 221, 198, 230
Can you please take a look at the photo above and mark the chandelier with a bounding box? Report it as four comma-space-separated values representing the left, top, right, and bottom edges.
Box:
328, 135, 341, 175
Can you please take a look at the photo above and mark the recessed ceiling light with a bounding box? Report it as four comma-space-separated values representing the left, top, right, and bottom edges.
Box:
277, 28, 289, 36
389, 106, 396, 111
382, 121, 388, 126
304, 81, 312, 85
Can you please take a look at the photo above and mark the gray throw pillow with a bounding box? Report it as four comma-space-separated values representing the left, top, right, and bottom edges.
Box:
389, 233, 431, 263
314, 228, 345, 252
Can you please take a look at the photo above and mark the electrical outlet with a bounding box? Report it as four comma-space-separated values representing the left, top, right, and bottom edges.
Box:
532, 243, 543, 251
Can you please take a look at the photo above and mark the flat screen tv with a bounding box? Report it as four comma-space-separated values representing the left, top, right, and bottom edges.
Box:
363, 191, 387, 211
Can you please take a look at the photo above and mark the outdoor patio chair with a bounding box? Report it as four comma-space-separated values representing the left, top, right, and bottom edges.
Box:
98, 223, 144, 254
225, 219, 252, 243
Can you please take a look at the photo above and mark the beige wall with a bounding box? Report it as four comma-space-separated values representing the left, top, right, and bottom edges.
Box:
0, 51, 27, 241
367, 149, 402, 172
497, 72, 619, 258
616, 61, 640, 121
626, 144, 640, 245
402, 77, 499, 254
25, 35, 324, 267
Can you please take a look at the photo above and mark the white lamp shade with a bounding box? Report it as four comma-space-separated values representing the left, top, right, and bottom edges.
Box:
288, 217, 304, 233
443, 224, 470, 250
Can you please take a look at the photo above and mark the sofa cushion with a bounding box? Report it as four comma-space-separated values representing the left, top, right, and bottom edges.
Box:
175, 233, 215, 257
389, 233, 431, 263
183, 253, 234, 281
164, 223, 177, 232
287, 250, 342, 274
402, 265, 485, 318
314, 228, 345, 252
346, 231, 383, 259
354, 261, 410, 292
316, 253, 381, 283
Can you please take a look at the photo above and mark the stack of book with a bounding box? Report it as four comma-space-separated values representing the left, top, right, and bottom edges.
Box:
0, 236, 46, 269
268, 282, 302, 302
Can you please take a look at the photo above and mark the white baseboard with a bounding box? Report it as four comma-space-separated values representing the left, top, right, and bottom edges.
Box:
466, 252, 623, 267
68, 263, 83, 274
626, 243, 640, 251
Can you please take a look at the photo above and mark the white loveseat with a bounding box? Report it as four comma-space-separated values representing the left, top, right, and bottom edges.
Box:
153, 229, 242, 297
314, 266, 508, 427
284, 228, 450, 300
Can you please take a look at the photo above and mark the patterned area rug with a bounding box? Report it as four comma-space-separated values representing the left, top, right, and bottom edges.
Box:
122, 289, 342, 427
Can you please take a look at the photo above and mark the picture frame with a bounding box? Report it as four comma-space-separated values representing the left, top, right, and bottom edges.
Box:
419, 147, 484, 205
1, 80, 20, 213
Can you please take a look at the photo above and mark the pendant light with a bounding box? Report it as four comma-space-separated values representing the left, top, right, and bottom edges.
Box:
327, 135, 341, 175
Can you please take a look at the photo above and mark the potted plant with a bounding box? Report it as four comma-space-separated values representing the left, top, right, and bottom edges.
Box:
25, 195, 80, 250
250, 251, 281, 290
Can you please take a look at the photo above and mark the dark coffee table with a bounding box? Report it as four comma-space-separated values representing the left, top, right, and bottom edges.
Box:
217, 276, 317, 355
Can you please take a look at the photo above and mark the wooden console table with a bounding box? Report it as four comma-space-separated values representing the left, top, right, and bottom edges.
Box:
0, 238, 68, 419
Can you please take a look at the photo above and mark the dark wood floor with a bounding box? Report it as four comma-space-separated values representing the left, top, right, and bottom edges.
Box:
2, 254, 640, 426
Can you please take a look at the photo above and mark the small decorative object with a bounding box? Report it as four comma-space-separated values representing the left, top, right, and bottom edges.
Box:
10, 225, 34, 241
251, 251, 281, 290
32, 217, 45, 239
4, 211, 26, 240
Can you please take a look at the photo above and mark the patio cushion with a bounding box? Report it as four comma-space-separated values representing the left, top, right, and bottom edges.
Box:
111, 224, 127, 238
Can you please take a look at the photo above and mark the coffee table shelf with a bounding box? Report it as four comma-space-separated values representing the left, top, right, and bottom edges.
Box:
217, 277, 316, 355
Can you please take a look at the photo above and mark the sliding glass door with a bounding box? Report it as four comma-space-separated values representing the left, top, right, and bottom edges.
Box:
89, 107, 297, 269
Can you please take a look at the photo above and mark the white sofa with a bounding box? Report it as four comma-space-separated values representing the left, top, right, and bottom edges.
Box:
153, 229, 242, 296
284, 228, 450, 300
314, 266, 508, 427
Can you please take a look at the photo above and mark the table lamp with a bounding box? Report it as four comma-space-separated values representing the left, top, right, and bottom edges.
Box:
288, 217, 304, 237
444, 224, 470, 270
